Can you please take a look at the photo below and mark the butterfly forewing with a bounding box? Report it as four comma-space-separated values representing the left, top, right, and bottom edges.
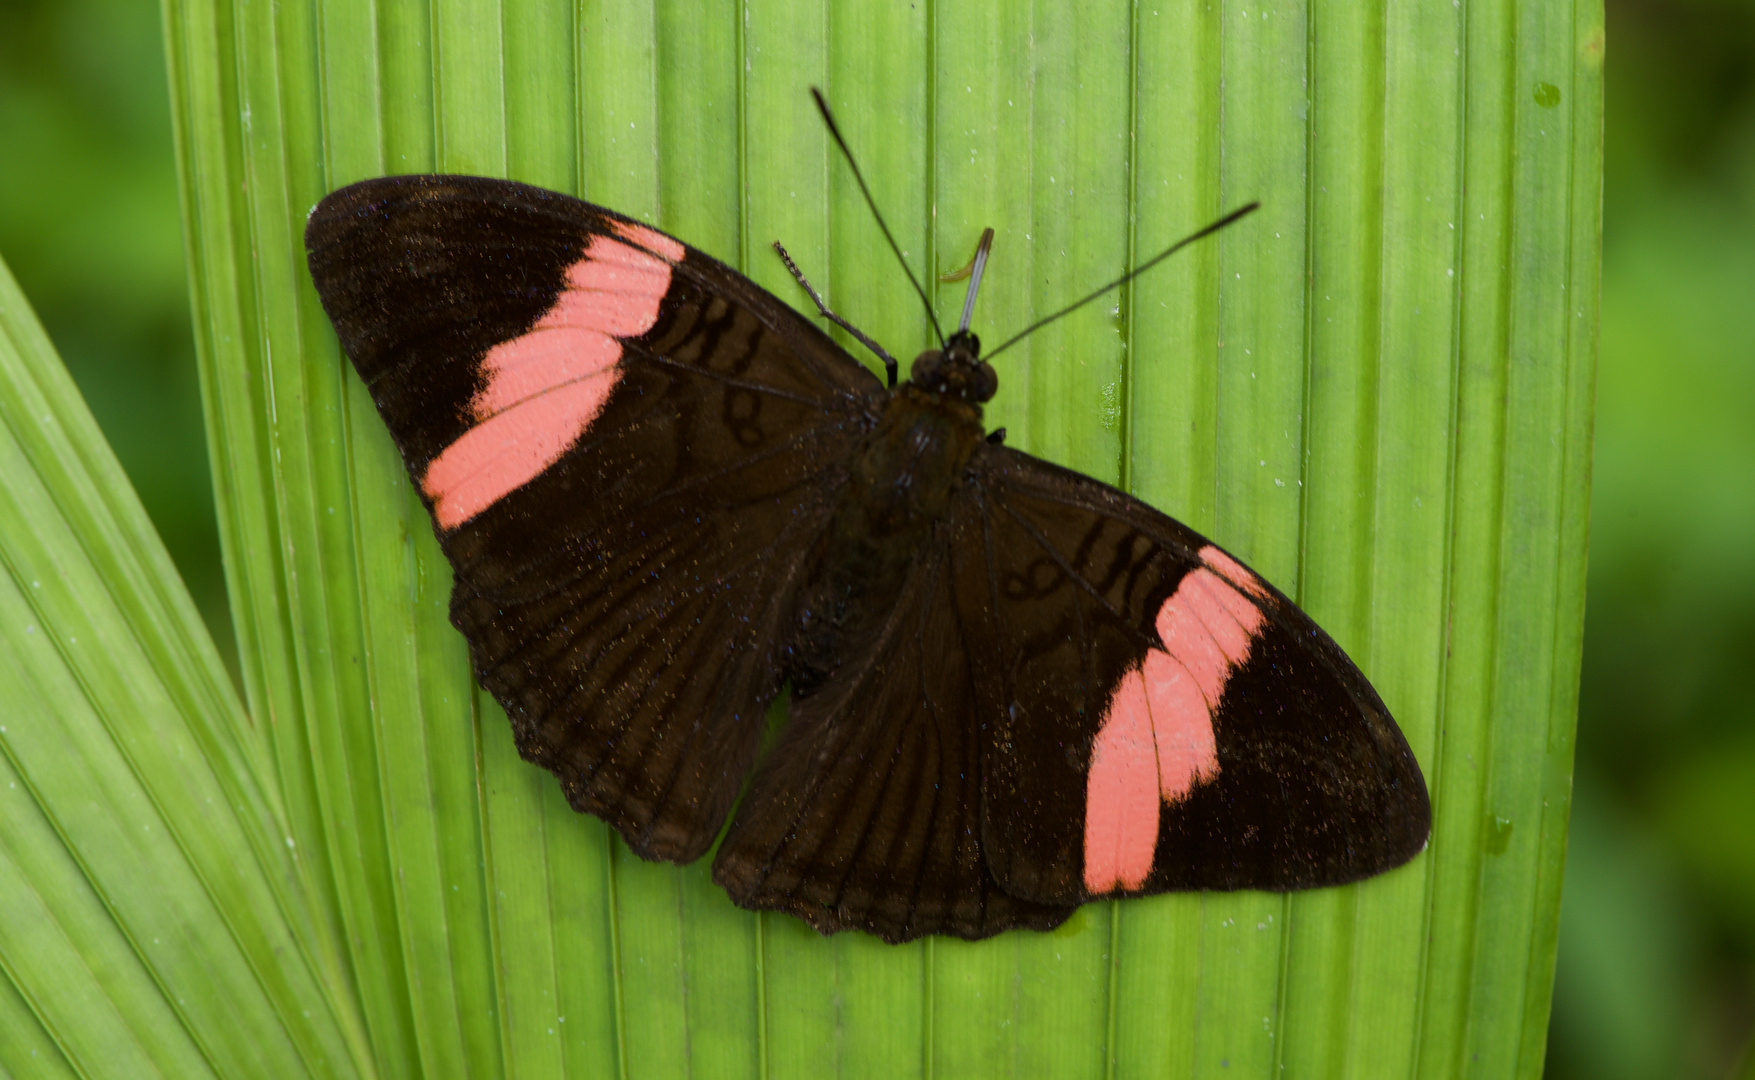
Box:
966, 447, 1430, 905
307, 175, 883, 861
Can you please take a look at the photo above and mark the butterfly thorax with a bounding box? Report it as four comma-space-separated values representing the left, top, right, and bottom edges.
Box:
853, 382, 984, 532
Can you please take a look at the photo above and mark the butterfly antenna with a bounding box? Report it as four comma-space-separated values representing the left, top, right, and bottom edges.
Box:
772, 240, 901, 385
985, 201, 1261, 362
953, 228, 996, 334
812, 88, 946, 349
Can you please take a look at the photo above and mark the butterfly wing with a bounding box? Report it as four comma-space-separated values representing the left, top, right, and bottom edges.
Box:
711, 497, 1075, 943
306, 175, 884, 862
709, 435, 1426, 941
962, 446, 1431, 905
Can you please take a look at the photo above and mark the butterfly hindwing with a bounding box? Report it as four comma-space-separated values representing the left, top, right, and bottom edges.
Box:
307, 175, 884, 861
964, 447, 1431, 905
712, 502, 1074, 943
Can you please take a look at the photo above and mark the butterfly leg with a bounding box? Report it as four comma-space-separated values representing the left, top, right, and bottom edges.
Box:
771, 240, 900, 387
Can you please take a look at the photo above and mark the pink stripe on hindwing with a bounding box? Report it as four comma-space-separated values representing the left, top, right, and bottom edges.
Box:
1082, 546, 1270, 894
421, 229, 679, 530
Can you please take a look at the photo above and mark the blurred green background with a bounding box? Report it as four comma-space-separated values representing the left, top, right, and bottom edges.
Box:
0, 0, 1748, 1076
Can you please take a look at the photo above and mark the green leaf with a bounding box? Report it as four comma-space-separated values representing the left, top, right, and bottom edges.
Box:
157, 0, 1604, 1076
0, 255, 370, 1075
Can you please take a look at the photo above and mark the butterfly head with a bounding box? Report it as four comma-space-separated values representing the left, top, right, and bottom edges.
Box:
909, 329, 998, 403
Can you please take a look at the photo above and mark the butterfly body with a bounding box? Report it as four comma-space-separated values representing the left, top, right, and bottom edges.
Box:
840, 383, 980, 537
789, 399, 964, 686
306, 173, 1430, 943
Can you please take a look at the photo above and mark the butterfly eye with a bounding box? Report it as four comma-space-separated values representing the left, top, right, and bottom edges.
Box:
970, 362, 999, 403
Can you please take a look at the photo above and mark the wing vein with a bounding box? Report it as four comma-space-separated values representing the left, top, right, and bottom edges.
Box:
988, 473, 1203, 565
622, 346, 856, 409
631, 527, 825, 844
623, 425, 853, 517
529, 498, 825, 749
750, 547, 937, 884
667, 261, 881, 402
993, 496, 1133, 629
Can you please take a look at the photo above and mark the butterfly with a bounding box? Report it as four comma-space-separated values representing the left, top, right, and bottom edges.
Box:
305, 116, 1429, 944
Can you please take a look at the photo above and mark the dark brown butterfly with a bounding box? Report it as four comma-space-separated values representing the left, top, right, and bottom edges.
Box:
305, 136, 1428, 943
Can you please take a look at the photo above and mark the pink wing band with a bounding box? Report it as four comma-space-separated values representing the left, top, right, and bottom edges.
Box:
1082, 669, 1160, 893
424, 375, 620, 530
422, 230, 678, 530
1082, 547, 1268, 893
1199, 545, 1272, 600
612, 220, 686, 263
